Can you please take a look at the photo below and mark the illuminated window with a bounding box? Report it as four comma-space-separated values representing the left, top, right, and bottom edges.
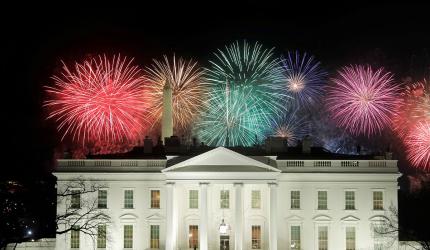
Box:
251, 225, 261, 249
150, 225, 160, 249
290, 225, 301, 249
318, 226, 328, 250
97, 225, 106, 249
124, 190, 133, 209
71, 191, 80, 209
189, 225, 198, 248
251, 190, 261, 209
98, 190, 107, 209
345, 191, 355, 210
189, 190, 198, 209
70, 225, 79, 248
151, 190, 160, 209
220, 190, 229, 209
291, 191, 300, 209
373, 191, 383, 210
124, 225, 133, 249
346, 226, 356, 250
318, 191, 327, 210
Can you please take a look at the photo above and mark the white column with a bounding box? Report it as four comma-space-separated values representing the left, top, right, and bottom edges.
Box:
234, 183, 244, 250
165, 182, 177, 250
199, 182, 209, 250
269, 183, 278, 250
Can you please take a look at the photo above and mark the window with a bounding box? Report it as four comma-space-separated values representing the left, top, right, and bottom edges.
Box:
220, 190, 229, 209
189, 225, 198, 248
318, 191, 328, 210
251, 225, 261, 249
373, 191, 383, 210
124, 225, 133, 249
98, 190, 107, 209
251, 190, 261, 209
345, 191, 355, 210
346, 226, 356, 250
124, 190, 133, 209
97, 225, 106, 249
150, 225, 160, 249
290, 226, 301, 250
291, 191, 300, 209
151, 190, 160, 209
71, 191, 81, 209
189, 190, 198, 209
374, 242, 383, 250
318, 226, 328, 250
70, 225, 79, 248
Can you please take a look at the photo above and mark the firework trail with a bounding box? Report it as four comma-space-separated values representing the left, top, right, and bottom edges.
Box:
281, 51, 327, 107
405, 121, 430, 169
45, 55, 150, 144
269, 110, 309, 146
326, 65, 400, 137
144, 55, 209, 132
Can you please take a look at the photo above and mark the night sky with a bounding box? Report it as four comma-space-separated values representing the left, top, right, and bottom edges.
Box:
1, 1, 430, 242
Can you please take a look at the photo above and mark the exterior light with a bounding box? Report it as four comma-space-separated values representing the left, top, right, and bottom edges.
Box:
219, 219, 230, 235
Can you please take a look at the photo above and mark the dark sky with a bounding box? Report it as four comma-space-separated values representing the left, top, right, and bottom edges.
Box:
3, 2, 430, 177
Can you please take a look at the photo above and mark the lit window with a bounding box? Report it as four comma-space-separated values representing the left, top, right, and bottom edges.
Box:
251, 225, 261, 249
220, 190, 229, 209
345, 191, 355, 210
291, 225, 301, 249
71, 191, 81, 209
70, 225, 79, 248
251, 190, 261, 209
373, 191, 383, 210
318, 226, 328, 250
150, 225, 160, 249
97, 225, 106, 249
151, 190, 160, 209
189, 225, 198, 248
124, 225, 133, 249
98, 190, 107, 209
346, 226, 356, 250
189, 190, 198, 209
124, 190, 133, 209
318, 191, 327, 210
291, 191, 300, 209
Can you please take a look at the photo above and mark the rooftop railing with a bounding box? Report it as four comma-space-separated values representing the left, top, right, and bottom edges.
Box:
276, 160, 397, 169
57, 159, 166, 168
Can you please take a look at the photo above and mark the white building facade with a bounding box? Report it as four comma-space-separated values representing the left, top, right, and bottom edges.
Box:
54, 147, 400, 250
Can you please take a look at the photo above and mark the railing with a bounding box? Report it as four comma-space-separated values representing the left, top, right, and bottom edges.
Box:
277, 160, 397, 168
58, 159, 166, 168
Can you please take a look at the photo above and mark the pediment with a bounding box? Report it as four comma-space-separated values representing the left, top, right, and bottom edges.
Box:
369, 215, 389, 222
313, 215, 333, 221
162, 147, 280, 173
341, 215, 360, 222
146, 213, 165, 222
285, 215, 304, 222
119, 213, 138, 223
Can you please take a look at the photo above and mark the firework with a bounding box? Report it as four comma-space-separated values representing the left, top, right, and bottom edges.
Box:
45, 55, 149, 144
198, 41, 290, 146
269, 110, 309, 146
326, 65, 400, 137
144, 55, 209, 131
405, 121, 430, 169
281, 51, 327, 107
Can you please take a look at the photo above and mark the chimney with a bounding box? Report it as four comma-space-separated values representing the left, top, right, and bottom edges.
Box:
161, 80, 173, 144
302, 135, 311, 154
385, 144, 393, 160
144, 136, 153, 154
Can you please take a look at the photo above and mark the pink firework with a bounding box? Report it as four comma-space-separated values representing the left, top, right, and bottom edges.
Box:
326, 65, 400, 137
405, 121, 430, 169
44, 55, 150, 144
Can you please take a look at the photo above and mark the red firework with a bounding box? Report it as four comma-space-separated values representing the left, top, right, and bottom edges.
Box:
45, 55, 150, 144
405, 121, 430, 169
326, 65, 400, 137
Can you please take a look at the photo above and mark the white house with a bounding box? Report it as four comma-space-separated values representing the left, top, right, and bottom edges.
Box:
52, 146, 400, 250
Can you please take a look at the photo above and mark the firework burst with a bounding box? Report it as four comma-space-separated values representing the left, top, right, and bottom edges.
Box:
326, 65, 400, 137
269, 110, 309, 146
405, 121, 430, 169
44, 55, 149, 144
281, 51, 327, 107
144, 55, 209, 132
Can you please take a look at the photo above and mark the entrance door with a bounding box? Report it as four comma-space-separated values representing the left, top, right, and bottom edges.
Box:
220, 235, 229, 250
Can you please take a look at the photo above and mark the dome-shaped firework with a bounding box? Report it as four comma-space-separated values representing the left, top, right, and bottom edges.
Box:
405, 121, 430, 170
144, 55, 209, 132
197, 40, 290, 146
326, 65, 400, 137
281, 51, 327, 107
44, 55, 150, 144
269, 110, 309, 146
